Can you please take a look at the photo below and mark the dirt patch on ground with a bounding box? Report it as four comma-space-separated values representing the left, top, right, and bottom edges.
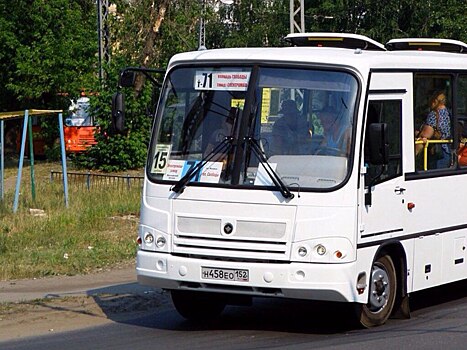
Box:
0, 263, 172, 342
0, 290, 171, 342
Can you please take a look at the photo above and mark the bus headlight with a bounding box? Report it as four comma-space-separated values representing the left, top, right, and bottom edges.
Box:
156, 235, 166, 248
144, 233, 154, 244
316, 244, 327, 256
298, 246, 308, 257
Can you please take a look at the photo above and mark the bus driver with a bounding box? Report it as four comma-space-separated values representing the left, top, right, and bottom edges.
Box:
270, 99, 311, 155
317, 107, 351, 156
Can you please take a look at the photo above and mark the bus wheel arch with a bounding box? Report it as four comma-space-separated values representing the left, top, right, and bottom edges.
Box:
381, 242, 411, 320
356, 242, 409, 327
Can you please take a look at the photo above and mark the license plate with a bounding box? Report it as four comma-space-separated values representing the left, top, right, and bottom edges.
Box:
201, 267, 249, 282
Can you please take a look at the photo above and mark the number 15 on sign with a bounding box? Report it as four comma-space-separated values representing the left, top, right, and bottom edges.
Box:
151, 144, 172, 174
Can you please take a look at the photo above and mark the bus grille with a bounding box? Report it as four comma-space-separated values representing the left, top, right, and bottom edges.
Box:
173, 216, 290, 261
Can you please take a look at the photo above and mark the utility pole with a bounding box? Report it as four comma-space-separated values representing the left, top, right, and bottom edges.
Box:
198, 0, 234, 50
97, 0, 110, 82
198, 0, 207, 50
289, 1, 305, 104
289, 0, 305, 33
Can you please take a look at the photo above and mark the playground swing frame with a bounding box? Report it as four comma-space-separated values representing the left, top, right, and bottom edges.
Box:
0, 109, 68, 212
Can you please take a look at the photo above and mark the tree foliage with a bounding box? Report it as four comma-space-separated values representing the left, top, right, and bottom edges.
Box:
208, 1, 289, 48
0, 0, 96, 111
305, 0, 466, 44
74, 56, 155, 172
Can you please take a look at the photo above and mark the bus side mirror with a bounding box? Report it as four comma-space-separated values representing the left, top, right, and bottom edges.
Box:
112, 92, 125, 133
119, 71, 136, 88
367, 123, 389, 165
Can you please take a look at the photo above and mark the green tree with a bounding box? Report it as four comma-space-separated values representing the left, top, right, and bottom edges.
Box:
0, 0, 97, 111
0, 0, 98, 160
208, 0, 289, 48
305, 0, 466, 44
75, 0, 172, 171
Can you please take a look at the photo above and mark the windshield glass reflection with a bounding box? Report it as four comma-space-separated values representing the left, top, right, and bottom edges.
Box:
148, 66, 358, 190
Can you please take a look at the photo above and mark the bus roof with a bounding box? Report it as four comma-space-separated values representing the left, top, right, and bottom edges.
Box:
386, 38, 467, 53
168, 33, 466, 75
169, 44, 466, 75
284, 32, 386, 51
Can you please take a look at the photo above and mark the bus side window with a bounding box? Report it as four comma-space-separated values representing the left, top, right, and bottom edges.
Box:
457, 75, 467, 167
413, 74, 454, 171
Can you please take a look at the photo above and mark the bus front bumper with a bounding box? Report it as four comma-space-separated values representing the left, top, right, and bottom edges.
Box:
136, 250, 365, 303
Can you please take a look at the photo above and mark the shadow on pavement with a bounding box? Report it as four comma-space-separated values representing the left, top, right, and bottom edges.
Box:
85, 282, 172, 321
87, 279, 466, 335
88, 284, 359, 334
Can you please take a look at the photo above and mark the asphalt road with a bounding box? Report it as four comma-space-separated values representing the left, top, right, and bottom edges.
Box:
1, 280, 466, 350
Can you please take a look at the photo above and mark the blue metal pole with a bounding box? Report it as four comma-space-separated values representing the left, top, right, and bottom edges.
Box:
13, 110, 29, 213
0, 120, 4, 201
27, 114, 36, 202
58, 113, 69, 207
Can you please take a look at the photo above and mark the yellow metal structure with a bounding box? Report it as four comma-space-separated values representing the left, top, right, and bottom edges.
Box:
415, 139, 452, 171
0, 109, 63, 120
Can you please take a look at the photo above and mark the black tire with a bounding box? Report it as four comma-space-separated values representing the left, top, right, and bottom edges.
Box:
171, 290, 226, 322
356, 254, 397, 328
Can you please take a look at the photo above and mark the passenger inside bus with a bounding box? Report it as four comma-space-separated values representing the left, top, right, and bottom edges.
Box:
457, 120, 467, 166
270, 99, 311, 155
415, 91, 452, 169
317, 107, 350, 156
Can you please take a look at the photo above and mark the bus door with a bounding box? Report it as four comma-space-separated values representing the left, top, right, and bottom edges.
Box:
359, 88, 409, 246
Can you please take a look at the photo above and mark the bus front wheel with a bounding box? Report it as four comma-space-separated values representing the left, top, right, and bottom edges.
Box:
356, 254, 397, 327
171, 290, 226, 322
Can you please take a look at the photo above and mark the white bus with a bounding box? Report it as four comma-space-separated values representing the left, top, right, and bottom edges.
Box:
113, 33, 467, 327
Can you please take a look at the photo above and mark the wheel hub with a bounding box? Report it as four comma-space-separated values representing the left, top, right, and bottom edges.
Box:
368, 264, 390, 312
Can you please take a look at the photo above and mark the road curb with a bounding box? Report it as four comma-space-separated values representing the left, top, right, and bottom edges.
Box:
0, 265, 151, 303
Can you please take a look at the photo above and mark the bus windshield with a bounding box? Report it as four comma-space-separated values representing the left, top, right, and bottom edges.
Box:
147, 65, 359, 190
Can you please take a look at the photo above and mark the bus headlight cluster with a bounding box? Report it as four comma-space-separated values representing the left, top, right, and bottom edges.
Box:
292, 238, 354, 263
144, 232, 167, 250
139, 224, 170, 252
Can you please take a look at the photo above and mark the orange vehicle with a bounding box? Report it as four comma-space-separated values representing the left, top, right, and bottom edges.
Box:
64, 94, 97, 152
64, 125, 97, 152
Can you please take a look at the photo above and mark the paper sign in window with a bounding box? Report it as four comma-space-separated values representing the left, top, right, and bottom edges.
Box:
194, 71, 250, 91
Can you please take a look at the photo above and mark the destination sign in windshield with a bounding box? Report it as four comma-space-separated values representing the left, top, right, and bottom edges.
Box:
194, 71, 251, 91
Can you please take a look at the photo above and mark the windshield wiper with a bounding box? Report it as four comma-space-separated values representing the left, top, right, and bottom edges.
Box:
171, 136, 233, 194
246, 137, 294, 199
